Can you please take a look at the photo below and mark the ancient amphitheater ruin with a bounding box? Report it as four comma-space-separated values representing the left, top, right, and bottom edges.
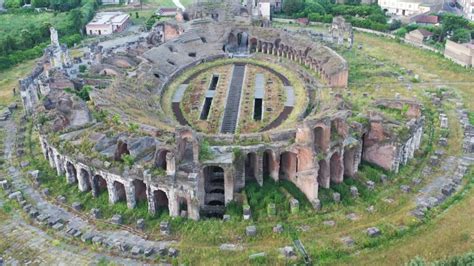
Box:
16, 2, 429, 223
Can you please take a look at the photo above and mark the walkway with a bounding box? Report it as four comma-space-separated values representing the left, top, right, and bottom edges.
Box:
221, 64, 246, 134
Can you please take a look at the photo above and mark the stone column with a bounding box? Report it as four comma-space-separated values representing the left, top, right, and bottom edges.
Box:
224, 168, 234, 204
48, 149, 56, 168
107, 179, 119, 204
166, 152, 176, 176
188, 197, 200, 221
256, 155, 263, 186
125, 181, 136, 209
77, 168, 90, 192
168, 190, 179, 217
55, 154, 64, 176
146, 186, 156, 215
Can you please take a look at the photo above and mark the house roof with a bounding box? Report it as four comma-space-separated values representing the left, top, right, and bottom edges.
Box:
415, 15, 439, 24
414, 29, 434, 37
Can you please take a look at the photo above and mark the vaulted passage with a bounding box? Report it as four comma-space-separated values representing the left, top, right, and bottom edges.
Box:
202, 166, 225, 217
153, 190, 169, 214
279, 152, 298, 180
245, 152, 258, 183
156, 149, 170, 170
318, 159, 329, 189
66, 162, 77, 183
263, 149, 277, 179
113, 181, 127, 202
133, 179, 147, 202
314, 126, 324, 151
343, 146, 357, 177
178, 196, 188, 217
114, 140, 130, 161
93, 175, 107, 196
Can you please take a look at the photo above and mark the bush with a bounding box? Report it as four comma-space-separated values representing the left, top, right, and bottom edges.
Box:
79, 64, 87, 73
4, 0, 23, 8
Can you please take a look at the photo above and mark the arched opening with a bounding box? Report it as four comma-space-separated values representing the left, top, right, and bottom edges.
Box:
330, 152, 343, 184
114, 140, 130, 161
113, 181, 127, 202
274, 38, 281, 49
79, 169, 91, 192
66, 162, 77, 183
249, 38, 257, 53
93, 175, 108, 195
318, 159, 329, 189
203, 166, 225, 217
343, 146, 357, 177
155, 149, 170, 170
133, 179, 147, 202
314, 126, 324, 151
245, 152, 258, 183
279, 152, 298, 180
153, 189, 169, 214
178, 196, 188, 217
263, 149, 276, 179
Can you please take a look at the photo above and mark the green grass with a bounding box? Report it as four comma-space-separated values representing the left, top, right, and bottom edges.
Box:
0, 12, 69, 36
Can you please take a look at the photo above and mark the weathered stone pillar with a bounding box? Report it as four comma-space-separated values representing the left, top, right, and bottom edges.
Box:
48, 149, 56, 168
91, 175, 99, 198
107, 179, 119, 204
146, 185, 156, 215
54, 154, 64, 176
125, 181, 136, 209
168, 190, 179, 217
166, 152, 176, 176
256, 154, 263, 186
188, 197, 200, 220
224, 168, 234, 204
77, 168, 90, 192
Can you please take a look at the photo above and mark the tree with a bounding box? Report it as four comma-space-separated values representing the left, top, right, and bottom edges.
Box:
439, 13, 470, 41
451, 28, 471, 43
31, 0, 49, 7
68, 8, 84, 35
283, 0, 304, 16
305, 0, 326, 14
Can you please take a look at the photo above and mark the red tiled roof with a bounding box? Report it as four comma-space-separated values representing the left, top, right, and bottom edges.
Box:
415, 15, 439, 24
416, 28, 434, 37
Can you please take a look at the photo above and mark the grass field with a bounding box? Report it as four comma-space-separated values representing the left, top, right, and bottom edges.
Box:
0, 59, 36, 107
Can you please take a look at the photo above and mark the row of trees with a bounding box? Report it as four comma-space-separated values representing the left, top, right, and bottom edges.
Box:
0, 0, 98, 70
4, 0, 82, 11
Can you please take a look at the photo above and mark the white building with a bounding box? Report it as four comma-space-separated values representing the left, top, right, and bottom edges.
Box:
378, 0, 432, 16
458, 0, 474, 21
86, 12, 130, 36
258, 0, 271, 20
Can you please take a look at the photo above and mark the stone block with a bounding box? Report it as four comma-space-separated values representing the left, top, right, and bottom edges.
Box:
111, 214, 123, 225
47, 217, 63, 227
346, 213, 359, 221
366, 227, 381, 237
92, 236, 103, 245
28, 209, 39, 218
366, 205, 375, 213
144, 247, 154, 257
131, 246, 142, 256
220, 244, 243, 251
439, 138, 448, 146
20, 161, 30, 168
340, 236, 354, 246
0, 180, 10, 190
400, 185, 411, 193
323, 220, 335, 227
180, 210, 187, 218
222, 214, 231, 222
136, 219, 145, 230
380, 174, 388, 185
243, 205, 251, 220
90, 208, 101, 219
36, 214, 50, 223
441, 184, 455, 196
366, 180, 375, 190
52, 223, 64, 230
8, 191, 22, 201
350, 186, 359, 198
168, 248, 179, 258
72, 202, 83, 211
412, 178, 421, 185
430, 156, 439, 166
312, 199, 321, 211
42, 188, 50, 196
289, 198, 299, 214
160, 221, 170, 235
158, 245, 168, 256
249, 252, 266, 260
273, 224, 283, 234
57, 195, 67, 204
246, 225, 257, 237
280, 246, 296, 258
333, 192, 341, 203
267, 203, 276, 216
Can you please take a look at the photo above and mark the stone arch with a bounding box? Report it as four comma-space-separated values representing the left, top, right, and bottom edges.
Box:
343, 146, 357, 177
330, 152, 343, 184
113, 181, 127, 202
279, 151, 298, 180
114, 140, 130, 161
245, 152, 258, 183
92, 174, 108, 196
227, 33, 237, 48
318, 159, 330, 188
237, 32, 249, 48
78, 168, 91, 192
304, 47, 311, 56
66, 161, 77, 183
314, 126, 325, 151
263, 149, 278, 181
155, 149, 170, 170
153, 189, 169, 213
274, 38, 281, 48
133, 179, 147, 202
